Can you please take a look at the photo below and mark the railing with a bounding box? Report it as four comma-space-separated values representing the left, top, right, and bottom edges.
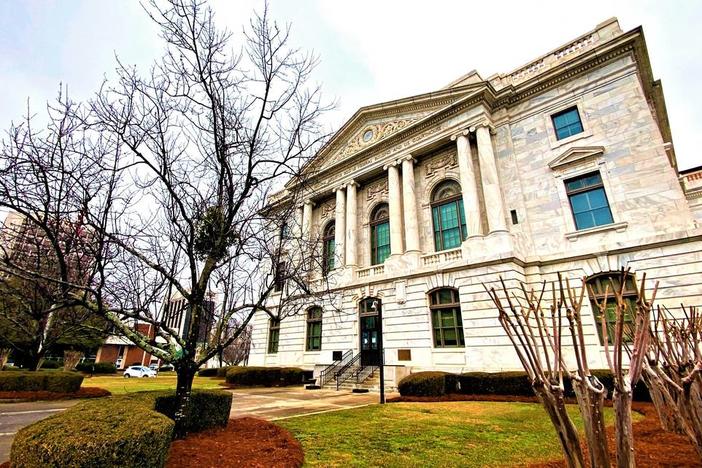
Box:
357, 264, 385, 279
421, 247, 462, 266
318, 350, 352, 387
335, 352, 362, 390
355, 365, 378, 384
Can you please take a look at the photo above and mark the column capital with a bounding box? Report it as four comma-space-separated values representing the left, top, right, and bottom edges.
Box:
398, 154, 416, 164
450, 129, 471, 141
334, 185, 346, 193
303, 199, 316, 207
470, 120, 496, 135
382, 160, 401, 171
344, 180, 359, 189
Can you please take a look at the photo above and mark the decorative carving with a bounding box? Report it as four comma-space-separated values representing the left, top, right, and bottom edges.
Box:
366, 179, 389, 202
319, 200, 335, 221
425, 148, 458, 179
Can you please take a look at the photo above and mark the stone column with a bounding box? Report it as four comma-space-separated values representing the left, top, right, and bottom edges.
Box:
334, 187, 346, 267
384, 162, 404, 255
295, 205, 304, 239
302, 200, 314, 242
345, 182, 358, 267
452, 131, 482, 237
401, 155, 420, 253
476, 125, 507, 233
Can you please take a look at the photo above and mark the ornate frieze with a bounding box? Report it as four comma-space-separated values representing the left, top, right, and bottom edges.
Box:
425, 147, 458, 180
319, 199, 335, 221
366, 179, 389, 202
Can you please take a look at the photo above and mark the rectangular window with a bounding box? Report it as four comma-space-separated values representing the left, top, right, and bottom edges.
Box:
565, 172, 614, 230
429, 289, 465, 348
306, 308, 323, 351
587, 274, 637, 345
273, 261, 286, 292
268, 319, 280, 354
552, 107, 584, 140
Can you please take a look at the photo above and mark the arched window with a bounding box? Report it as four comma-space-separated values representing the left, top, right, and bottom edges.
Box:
429, 288, 465, 348
322, 222, 335, 275
370, 204, 390, 265
586, 272, 638, 345
306, 307, 323, 351
431, 180, 468, 251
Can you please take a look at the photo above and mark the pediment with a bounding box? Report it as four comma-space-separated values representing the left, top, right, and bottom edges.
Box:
548, 146, 605, 170
303, 85, 483, 176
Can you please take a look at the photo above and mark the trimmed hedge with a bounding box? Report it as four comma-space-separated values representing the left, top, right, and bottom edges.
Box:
40, 359, 63, 369
398, 370, 651, 401
76, 362, 118, 374
217, 366, 232, 378
197, 367, 220, 377
225, 366, 304, 387
11, 393, 173, 468
154, 390, 232, 432
10, 389, 232, 468
0, 371, 83, 393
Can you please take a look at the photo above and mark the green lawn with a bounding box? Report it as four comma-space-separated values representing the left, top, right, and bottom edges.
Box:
279, 401, 633, 468
81, 373, 225, 395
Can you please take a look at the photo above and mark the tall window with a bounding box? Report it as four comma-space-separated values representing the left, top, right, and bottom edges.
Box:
587, 272, 638, 345
552, 106, 584, 140
429, 288, 465, 348
273, 261, 286, 292
268, 318, 280, 354
565, 172, 614, 230
431, 181, 467, 251
370, 204, 390, 265
305, 307, 323, 351
280, 220, 292, 240
322, 222, 335, 275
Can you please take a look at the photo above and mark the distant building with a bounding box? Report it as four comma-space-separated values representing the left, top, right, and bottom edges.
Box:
96, 322, 160, 369
162, 292, 216, 343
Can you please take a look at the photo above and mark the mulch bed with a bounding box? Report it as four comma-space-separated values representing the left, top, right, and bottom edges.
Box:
0, 386, 110, 402
166, 417, 304, 468
389, 393, 701, 467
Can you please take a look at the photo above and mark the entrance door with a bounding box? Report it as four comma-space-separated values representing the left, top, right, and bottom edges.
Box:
359, 298, 382, 367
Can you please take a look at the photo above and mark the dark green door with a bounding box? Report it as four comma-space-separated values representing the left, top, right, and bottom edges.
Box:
359, 298, 382, 367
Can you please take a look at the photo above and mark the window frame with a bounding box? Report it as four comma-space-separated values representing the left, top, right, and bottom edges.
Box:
428, 288, 465, 348
586, 272, 638, 345
551, 106, 584, 141
267, 318, 280, 354
430, 181, 468, 252
273, 261, 286, 293
322, 222, 335, 276
305, 307, 323, 351
565, 171, 614, 231
370, 204, 390, 265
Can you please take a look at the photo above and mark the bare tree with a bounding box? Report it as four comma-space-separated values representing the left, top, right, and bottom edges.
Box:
589, 270, 657, 468
643, 305, 702, 458
485, 279, 585, 468
0, 0, 332, 438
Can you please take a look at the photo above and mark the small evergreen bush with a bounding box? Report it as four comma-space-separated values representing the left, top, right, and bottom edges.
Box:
0, 371, 83, 393
225, 366, 304, 387
76, 362, 117, 374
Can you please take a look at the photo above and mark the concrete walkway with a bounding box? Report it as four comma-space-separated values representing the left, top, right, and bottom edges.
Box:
0, 400, 79, 463
229, 387, 394, 420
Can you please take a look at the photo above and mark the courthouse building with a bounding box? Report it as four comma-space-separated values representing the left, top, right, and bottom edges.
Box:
248, 18, 702, 389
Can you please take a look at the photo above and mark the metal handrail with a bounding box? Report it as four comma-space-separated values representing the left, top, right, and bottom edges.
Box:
318, 350, 352, 387
335, 352, 362, 390
356, 365, 377, 384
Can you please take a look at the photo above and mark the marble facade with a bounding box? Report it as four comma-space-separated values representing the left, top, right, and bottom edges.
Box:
248, 18, 702, 387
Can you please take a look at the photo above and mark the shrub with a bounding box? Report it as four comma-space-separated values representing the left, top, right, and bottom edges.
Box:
40, 359, 63, 369
216, 366, 232, 378
225, 366, 304, 387
0, 371, 83, 393
458, 372, 533, 396
76, 362, 118, 374
154, 390, 232, 433
398, 372, 457, 397
197, 367, 220, 377
11, 394, 173, 468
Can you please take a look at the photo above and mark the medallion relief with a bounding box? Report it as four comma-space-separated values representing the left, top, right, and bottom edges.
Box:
319, 200, 335, 221
366, 179, 389, 203
424, 147, 458, 180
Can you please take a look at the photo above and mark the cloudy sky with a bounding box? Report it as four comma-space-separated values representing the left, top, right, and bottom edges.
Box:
0, 0, 699, 171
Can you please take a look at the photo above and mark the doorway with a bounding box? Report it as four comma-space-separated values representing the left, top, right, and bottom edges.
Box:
359, 298, 382, 367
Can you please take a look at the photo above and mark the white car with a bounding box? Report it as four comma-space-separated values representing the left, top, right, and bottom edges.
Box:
123, 365, 157, 378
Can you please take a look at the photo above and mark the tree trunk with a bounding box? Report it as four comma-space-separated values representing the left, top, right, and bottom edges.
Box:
172, 363, 196, 439
0, 348, 11, 369
573, 379, 610, 468
613, 387, 635, 468
641, 367, 688, 435
535, 386, 585, 468
679, 379, 702, 459
63, 350, 84, 371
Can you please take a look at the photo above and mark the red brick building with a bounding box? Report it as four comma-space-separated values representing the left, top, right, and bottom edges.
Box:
95, 323, 160, 369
